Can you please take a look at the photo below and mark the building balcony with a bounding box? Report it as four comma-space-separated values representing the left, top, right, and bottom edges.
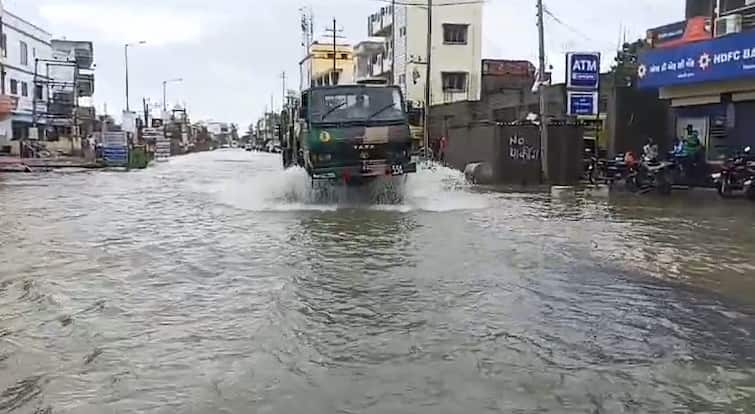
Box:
76, 106, 95, 121
368, 6, 393, 37
77, 73, 95, 97
74, 47, 93, 69
370, 54, 392, 78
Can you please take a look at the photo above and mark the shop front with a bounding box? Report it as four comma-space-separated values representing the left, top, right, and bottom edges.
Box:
638, 29, 755, 162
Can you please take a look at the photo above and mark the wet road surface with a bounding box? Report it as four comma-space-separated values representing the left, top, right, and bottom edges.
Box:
1, 150, 754, 413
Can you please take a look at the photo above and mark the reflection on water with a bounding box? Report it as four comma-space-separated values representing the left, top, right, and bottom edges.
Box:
0, 150, 753, 413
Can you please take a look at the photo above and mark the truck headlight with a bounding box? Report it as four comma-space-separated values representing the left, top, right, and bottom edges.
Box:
711, 173, 721, 180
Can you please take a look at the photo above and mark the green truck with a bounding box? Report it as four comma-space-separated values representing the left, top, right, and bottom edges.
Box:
282, 84, 416, 185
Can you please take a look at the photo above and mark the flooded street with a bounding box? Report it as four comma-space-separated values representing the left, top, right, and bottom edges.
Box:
1, 149, 754, 413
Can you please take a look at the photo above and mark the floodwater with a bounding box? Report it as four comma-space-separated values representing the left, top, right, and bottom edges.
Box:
1, 149, 754, 413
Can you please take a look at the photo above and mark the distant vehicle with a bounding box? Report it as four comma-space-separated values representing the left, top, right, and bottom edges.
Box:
244, 143, 252, 152
282, 84, 416, 185
220, 143, 230, 149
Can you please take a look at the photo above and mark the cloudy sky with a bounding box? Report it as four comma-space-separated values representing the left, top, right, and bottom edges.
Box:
3, 0, 682, 128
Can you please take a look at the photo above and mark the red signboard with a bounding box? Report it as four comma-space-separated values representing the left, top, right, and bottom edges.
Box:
647, 16, 712, 48
482, 60, 536, 77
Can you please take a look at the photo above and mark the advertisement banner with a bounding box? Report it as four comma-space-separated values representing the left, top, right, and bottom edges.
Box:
567, 91, 598, 116
647, 16, 712, 48
566, 52, 601, 90
638, 29, 755, 89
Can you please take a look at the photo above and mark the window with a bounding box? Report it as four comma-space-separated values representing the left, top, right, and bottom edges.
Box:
399, 27, 406, 37
340, 53, 349, 60
443, 24, 469, 45
20, 41, 28, 65
21, 82, 28, 97
442, 72, 468, 92
10, 79, 18, 95
35, 85, 44, 100
1, 34, 6, 58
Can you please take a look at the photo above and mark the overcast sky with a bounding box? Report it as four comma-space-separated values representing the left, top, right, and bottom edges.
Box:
3, 0, 682, 129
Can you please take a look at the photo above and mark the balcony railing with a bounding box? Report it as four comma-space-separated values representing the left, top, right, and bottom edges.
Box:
368, 6, 393, 37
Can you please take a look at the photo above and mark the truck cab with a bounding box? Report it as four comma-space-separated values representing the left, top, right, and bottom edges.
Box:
283, 84, 416, 184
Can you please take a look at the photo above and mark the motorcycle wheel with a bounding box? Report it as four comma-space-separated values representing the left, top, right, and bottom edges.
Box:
746, 184, 755, 201
656, 173, 672, 196
717, 177, 734, 199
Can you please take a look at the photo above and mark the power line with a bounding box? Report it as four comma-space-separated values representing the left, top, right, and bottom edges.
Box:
366, 0, 487, 6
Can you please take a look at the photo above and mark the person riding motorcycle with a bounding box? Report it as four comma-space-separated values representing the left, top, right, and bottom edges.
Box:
643, 137, 659, 162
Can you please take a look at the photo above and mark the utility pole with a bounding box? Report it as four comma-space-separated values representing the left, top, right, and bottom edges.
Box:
325, 18, 344, 85
536, 0, 549, 182
391, 0, 396, 84
423, 0, 432, 159
281, 71, 286, 109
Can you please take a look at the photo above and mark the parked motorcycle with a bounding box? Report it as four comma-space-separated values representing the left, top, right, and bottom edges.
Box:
629, 155, 673, 195
712, 146, 755, 199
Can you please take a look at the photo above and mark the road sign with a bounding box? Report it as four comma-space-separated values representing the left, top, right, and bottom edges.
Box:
566, 52, 601, 90
103, 145, 128, 166
567, 91, 599, 116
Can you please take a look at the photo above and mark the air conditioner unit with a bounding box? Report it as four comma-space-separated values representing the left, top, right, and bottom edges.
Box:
715, 14, 742, 37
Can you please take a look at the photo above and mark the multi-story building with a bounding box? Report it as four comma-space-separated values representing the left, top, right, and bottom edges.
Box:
47, 39, 95, 138
638, 0, 755, 162
367, 2, 482, 107
0, 8, 52, 142
299, 41, 354, 90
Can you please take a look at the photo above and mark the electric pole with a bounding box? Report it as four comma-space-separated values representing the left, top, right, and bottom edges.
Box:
423, 0, 432, 159
391, 0, 396, 84
281, 71, 287, 109
536, 0, 549, 182
325, 18, 344, 84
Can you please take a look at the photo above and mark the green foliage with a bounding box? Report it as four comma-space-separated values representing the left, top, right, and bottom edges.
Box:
612, 39, 646, 87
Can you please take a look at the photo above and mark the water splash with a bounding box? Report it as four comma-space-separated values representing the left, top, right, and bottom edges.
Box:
208, 153, 490, 212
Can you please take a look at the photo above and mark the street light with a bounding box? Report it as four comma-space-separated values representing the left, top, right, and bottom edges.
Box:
124, 40, 146, 112
162, 78, 183, 112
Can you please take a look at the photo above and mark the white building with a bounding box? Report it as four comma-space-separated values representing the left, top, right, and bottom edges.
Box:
368, 2, 482, 107
0, 8, 52, 142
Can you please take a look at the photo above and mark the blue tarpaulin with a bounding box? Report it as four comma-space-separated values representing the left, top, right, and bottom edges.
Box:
638, 30, 755, 89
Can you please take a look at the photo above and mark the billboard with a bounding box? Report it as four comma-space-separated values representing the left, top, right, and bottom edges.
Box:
482, 60, 536, 77
566, 52, 601, 90
638, 29, 755, 89
647, 16, 712, 48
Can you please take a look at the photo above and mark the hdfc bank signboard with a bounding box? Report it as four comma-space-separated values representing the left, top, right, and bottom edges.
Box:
638, 29, 755, 89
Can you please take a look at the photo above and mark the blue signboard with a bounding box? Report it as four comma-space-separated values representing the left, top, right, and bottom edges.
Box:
567, 91, 598, 116
566, 52, 601, 89
103, 145, 128, 167
638, 29, 755, 89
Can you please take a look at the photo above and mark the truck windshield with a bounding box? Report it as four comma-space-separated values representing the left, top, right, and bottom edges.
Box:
311, 87, 405, 124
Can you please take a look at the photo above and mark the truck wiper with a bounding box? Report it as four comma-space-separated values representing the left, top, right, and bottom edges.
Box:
366, 104, 397, 121
320, 102, 348, 121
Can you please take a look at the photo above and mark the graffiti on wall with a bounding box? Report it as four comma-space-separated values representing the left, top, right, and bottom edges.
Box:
509, 135, 539, 161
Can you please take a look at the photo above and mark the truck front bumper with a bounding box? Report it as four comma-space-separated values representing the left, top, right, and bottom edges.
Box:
310, 160, 417, 181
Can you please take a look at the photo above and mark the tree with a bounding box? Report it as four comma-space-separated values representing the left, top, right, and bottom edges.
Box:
612, 39, 646, 87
